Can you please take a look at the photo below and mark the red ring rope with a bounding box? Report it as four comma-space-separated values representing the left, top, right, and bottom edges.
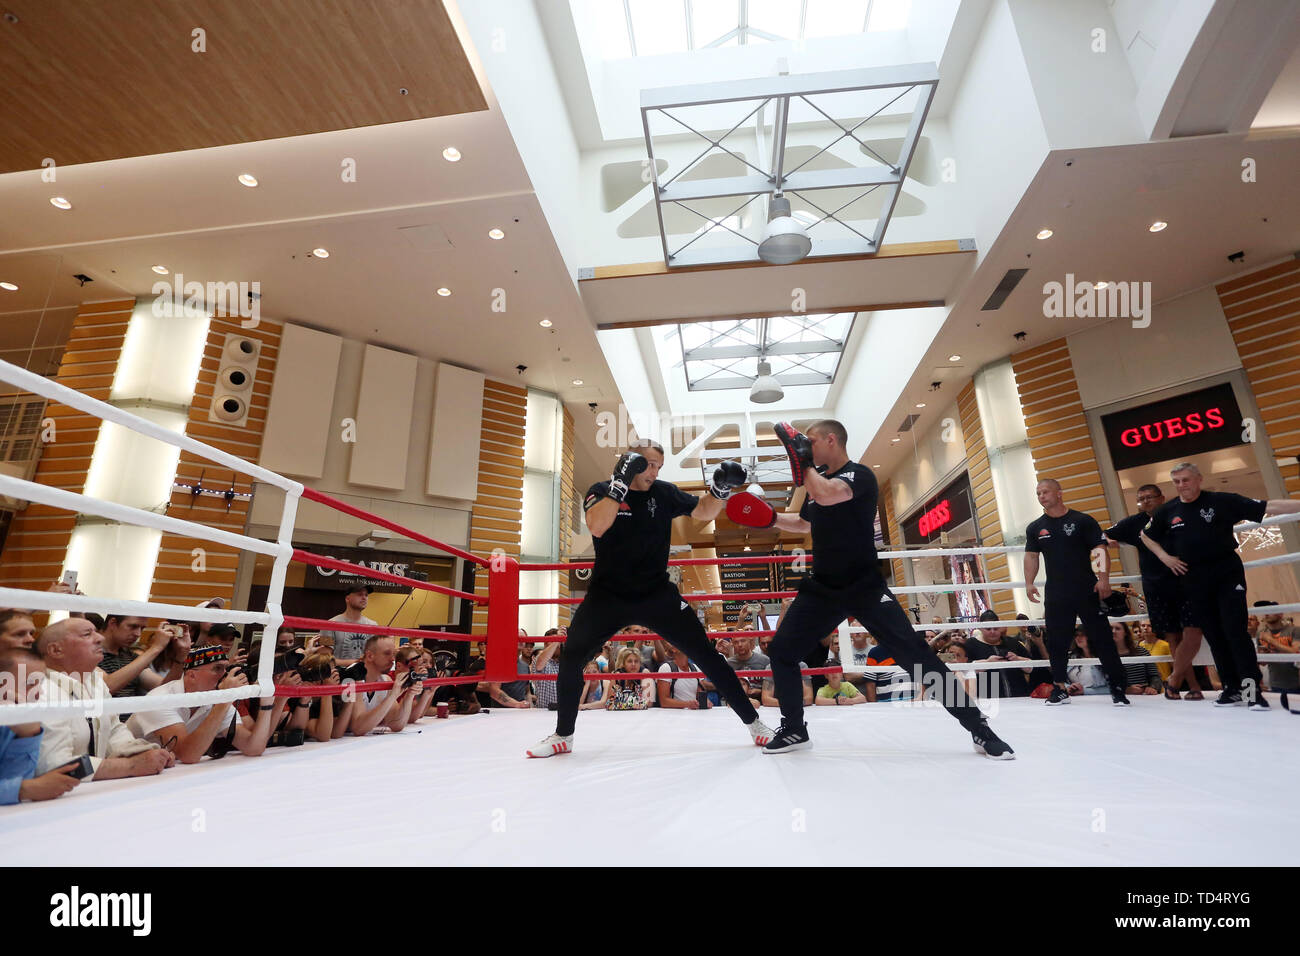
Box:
519, 589, 796, 606
270, 673, 483, 698
518, 553, 803, 571
517, 630, 776, 642
292, 548, 481, 603
280, 615, 480, 642
301, 486, 489, 567
528, 666, 843, 680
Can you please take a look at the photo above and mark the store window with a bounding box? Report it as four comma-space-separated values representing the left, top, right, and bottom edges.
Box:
900, 473, 991, 623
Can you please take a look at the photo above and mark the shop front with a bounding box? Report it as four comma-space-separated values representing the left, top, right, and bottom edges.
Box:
898, 471, 992, 624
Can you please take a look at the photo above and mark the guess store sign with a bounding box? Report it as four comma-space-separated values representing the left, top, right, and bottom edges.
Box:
1101, 383, 1245, 471
902, 473, 974, 546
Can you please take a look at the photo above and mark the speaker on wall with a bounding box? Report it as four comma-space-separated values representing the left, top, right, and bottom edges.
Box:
209, 333, 262, 427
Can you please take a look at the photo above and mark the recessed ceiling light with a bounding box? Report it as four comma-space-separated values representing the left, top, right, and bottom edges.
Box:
872, 464, 880, 469
571, 379, 584, 386
1149, 220, 1167, 232
915, 402, 926, 408
948, 354, 961, 362
442, 147, 461, 162
488, 228, 505, 240
1095, 281, 1108, 289
437, 287, 451, 296
312, 248, 329, 258
890, 437, 901, 443
238, 174, 258, 187
50, 197, 72, 209
0, 282, 17, 291
1036, 228, 1052, 240
151, 265, 169, 275
539, 319, 553, 328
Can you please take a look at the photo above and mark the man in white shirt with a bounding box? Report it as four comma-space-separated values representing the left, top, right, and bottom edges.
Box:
128, 645, 283, 763
35, 618, 175, 780
320, 585, 377, 667
335, 635, 414, 736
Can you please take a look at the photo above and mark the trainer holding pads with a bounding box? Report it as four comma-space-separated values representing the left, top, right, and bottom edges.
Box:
526, 440, 774, 757
1023, 479, 1130, 706
731, 420, 1013, 759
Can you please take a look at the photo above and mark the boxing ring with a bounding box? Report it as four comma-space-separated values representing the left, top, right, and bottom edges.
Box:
2, 355, 1299, 866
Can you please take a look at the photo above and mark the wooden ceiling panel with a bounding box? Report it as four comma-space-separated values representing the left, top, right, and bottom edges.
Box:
0, 0, 486, 173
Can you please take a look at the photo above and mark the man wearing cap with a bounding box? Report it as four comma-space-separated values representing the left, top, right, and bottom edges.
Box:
320, 584, 377, 668
127, 645, 284, 763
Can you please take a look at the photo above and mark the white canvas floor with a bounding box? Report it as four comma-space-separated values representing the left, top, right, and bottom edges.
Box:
4, 696, 1297, 866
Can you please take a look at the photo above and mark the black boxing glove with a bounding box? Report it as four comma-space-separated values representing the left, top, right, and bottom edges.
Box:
607, 452, 648, 503
708, 460, 747, 500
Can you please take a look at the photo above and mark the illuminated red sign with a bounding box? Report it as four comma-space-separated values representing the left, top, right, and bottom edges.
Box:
1118, 407, 1225, 448
917, 499, 952, 537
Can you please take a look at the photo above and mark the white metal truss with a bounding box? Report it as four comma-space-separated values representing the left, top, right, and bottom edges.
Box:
640, 64, 937, 267
678, 312, 854, 392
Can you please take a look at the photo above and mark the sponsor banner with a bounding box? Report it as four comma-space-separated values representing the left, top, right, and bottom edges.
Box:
302, 546, 430, 593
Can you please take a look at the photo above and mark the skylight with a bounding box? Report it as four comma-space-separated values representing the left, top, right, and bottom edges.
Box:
678, 313, 855, 391
585, 0, 913, 61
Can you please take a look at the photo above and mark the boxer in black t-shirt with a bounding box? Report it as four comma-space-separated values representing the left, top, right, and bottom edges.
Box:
525, 440, 774, 757
1140, 461, 1300, 709
753, 420, 1013, 759
1024, 479, 1129, 706
1104, 483, 1203, 699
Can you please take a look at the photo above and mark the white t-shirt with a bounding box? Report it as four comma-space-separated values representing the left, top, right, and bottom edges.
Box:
657, 662, 699, 701
127, 679, 235, 741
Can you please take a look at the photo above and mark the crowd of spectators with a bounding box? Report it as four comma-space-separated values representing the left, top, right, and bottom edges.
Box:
5, 582, 1298, 806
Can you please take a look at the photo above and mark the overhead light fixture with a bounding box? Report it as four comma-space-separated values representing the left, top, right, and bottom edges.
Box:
915, 402, 926, 408
1149, 220, 1167, 232
948, 354, 961, 362
872, 464, 881, 469
50, 197, 72, 210
890, 437, 901, 443
571, 379, 584, 386
1036, 228, 1053, 240
0, 282, 17, 291
312, 248, 330, 258
1095, 281, 1108, 289
539, 319, 552, 328
442, 147, 461, 162
437, 287, 451, 296
488, 228, 505, 240
743, 545, 752, 552
757, 194, 811, 265
750, 360, 784, 403
238, 174, 258, 187
151, 265, 169, 275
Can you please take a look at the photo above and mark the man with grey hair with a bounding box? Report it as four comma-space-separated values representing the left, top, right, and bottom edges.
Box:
1140, 462, 1300, 709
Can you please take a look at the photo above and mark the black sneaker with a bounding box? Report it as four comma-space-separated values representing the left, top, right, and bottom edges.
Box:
1214, 690, 1244, 707
1110, 687, 1131, 707
1247, 693, 1271, 712
971, 722, 1015, 760
762, 721, 811, 754
1045, 685, 1071, 706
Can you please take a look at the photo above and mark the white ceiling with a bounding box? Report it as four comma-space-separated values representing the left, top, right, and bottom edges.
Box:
858, 128, 1300, 473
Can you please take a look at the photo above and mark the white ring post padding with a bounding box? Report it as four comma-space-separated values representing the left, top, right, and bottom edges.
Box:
0, 684, 264, 726
0, 587, 271, 624
0, 356, 302, 495
0, 472, 285, 558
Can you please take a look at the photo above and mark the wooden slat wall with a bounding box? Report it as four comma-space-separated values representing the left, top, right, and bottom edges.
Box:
1009, 338, 1108, 524
957, 380, 1017, 617
1216, 259, 1300, 496
558, 405, 575, 627
470, 379, 526, 631
150, 316, 281, 608
0, 299, 134, 595
879, 478, 907, 609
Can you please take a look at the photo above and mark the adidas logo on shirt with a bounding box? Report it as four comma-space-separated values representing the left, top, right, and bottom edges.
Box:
879, 594, 891, 603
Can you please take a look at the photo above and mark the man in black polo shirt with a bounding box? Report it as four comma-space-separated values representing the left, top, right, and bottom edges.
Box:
525, 440, 774, 757
1104, 484, 1203, 699
757, 420, 1013, 759
1024, 479, 1129, 706
1140, 461, 1300, 709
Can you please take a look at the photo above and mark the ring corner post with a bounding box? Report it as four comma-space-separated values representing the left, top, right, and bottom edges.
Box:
485, 555, 520, 682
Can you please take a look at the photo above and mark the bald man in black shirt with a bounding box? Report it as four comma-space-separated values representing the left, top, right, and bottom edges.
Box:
525, 440, 775, 757
761, 420, 1013, 759
1140, 461, 1300, 710
1024, 479, 1129, 706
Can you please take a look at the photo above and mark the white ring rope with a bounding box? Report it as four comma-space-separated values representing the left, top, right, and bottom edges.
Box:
0, 357, 301, 494
0, 472, 285, 558
1, 685, 268, 725
0, 588, 271, 625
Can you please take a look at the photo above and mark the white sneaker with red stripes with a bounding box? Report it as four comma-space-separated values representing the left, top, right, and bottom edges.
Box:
747, 718, 775, 747
525, 733, 574, 758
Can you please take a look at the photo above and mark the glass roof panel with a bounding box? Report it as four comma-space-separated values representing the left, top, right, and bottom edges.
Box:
628, 0, 688, 56
679, 313, 854, 391
804, 0, 868, 38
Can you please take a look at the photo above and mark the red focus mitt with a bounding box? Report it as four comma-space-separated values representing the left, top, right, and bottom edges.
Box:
774, 422, 813, 486
727, 491, 776, 529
